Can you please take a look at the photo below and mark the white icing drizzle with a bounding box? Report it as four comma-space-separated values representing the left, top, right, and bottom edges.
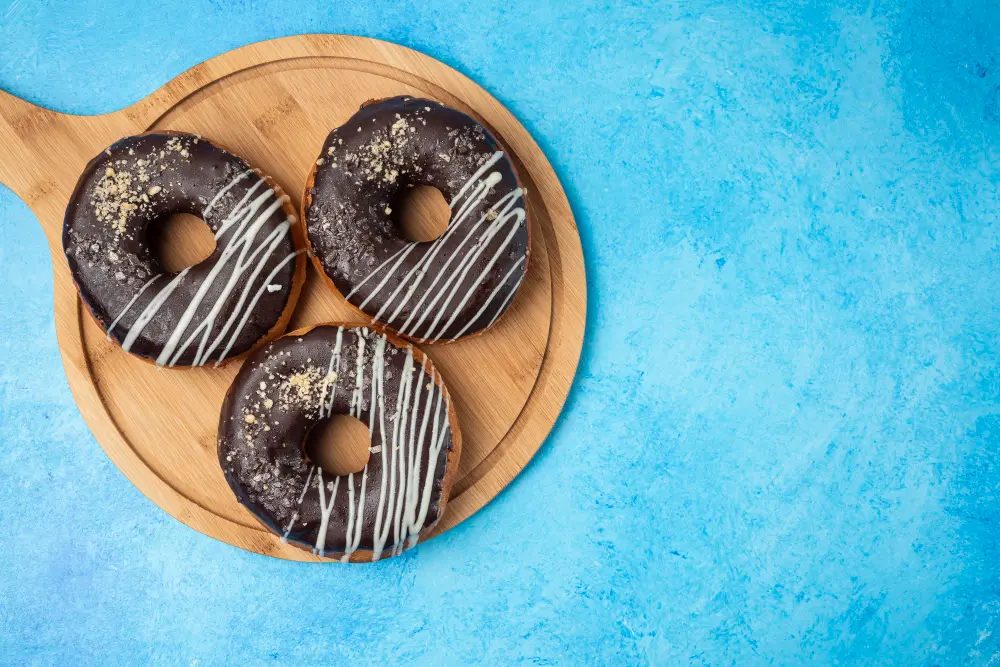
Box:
158, 194, 288, 366
394, 172, 507, 334
281, 464, 315, 543
312, 469, 340, 557
337, 332, 371, 562
411, 385, 450, 551
448, 255, 525, 340
373, 345, 416, 558
203, 168, 252, 217
418, 189, 525, 340
355, 245, 417, 311
318, 326, 344, 419
106, 272, 160, 340
120, 267, 191, 353
109, 170, 296, 366
486, 272, 525, 330
211, 249, 303, 366
343, 242, 412, 301
339, 151, 525, 340
450, 150, 504, 207
214, 179, 267, 240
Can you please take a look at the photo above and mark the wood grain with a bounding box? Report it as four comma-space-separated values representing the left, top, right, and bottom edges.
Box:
0, 35, 585, 562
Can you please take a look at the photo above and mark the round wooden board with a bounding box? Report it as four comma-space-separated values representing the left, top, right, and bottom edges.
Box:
0, 35, 585, 562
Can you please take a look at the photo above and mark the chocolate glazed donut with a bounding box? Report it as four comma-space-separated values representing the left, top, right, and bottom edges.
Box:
218, 324, 461, 562
302, 96, 530, 344
63, 132, 305, 367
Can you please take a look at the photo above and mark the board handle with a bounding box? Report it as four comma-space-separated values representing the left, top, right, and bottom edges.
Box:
0, 35, 367, 209
0, 87, 147, 246
0, 41, 260, 213
0, 88, 61, 204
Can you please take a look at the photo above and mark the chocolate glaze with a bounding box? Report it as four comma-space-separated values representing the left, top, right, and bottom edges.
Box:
218, 325, 459, 561
304, 97, 529, 343
63, 133, 302, 366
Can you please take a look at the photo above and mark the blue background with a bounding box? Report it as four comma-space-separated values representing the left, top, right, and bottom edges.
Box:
2, 0, 999, 664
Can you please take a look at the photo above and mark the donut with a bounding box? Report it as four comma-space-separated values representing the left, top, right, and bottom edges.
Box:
63, 132, 305, 367
302, 96, 530, 344
218, 324, 461, 562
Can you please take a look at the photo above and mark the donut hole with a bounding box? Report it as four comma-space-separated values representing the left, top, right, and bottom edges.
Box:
394, 185, 450, 242
149, 213, 217, 273
305, 414, 371, 476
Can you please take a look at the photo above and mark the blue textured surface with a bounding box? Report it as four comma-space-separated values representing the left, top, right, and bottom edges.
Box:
2, 0, 1000, 663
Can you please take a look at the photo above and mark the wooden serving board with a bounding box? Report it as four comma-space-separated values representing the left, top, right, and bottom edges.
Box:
0, 35, 585, 562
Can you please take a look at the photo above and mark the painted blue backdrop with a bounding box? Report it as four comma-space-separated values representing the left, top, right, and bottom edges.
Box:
2, 1, 999, 664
